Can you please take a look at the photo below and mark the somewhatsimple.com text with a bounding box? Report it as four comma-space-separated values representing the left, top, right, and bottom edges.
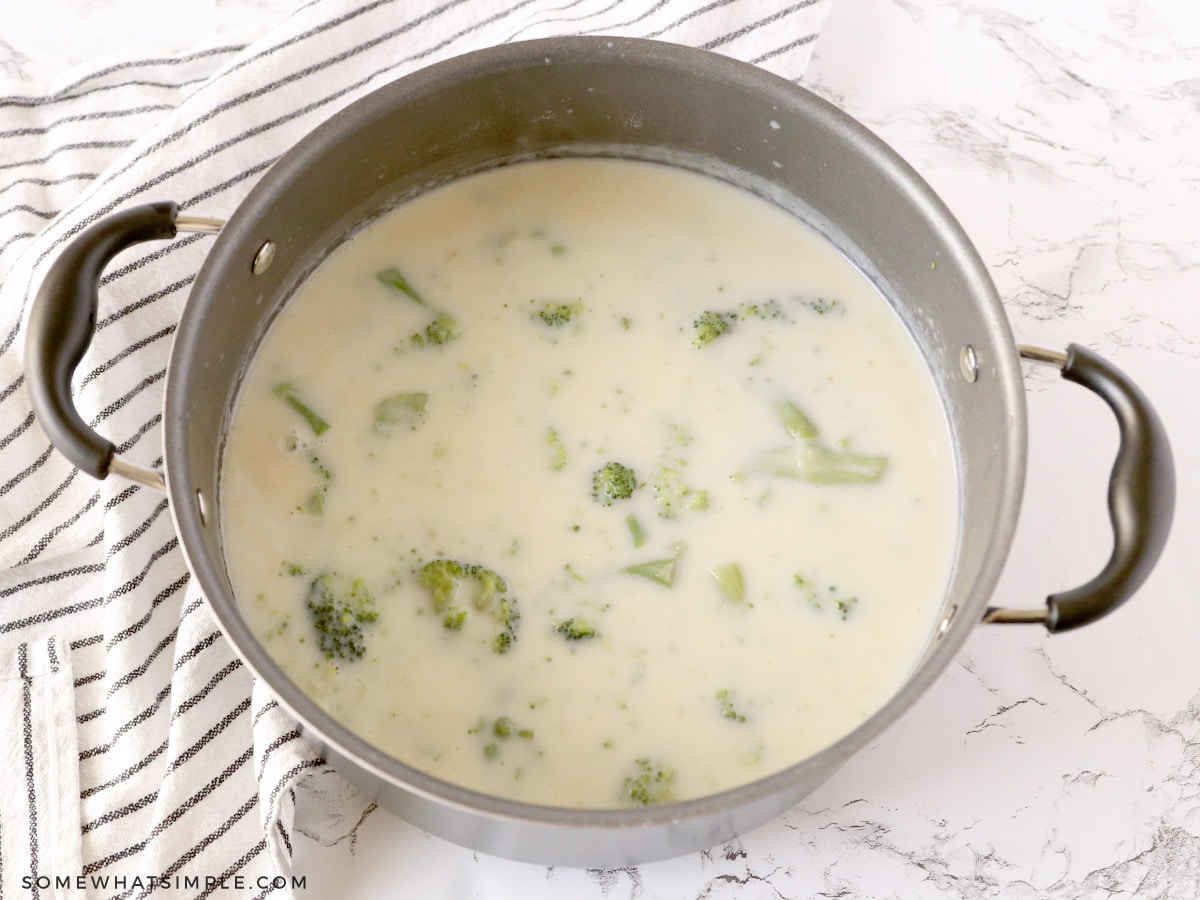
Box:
22, 873, 306, 892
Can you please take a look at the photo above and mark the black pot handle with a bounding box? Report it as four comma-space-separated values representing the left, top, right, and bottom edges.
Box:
984, 343, 1175, 632
24, 202, 222, 491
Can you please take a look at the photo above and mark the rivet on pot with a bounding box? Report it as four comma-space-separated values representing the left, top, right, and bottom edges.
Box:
937, 604, 958, 638
195, 488, 208, 527
959, 345, 979, 383
251, 240, 277, 275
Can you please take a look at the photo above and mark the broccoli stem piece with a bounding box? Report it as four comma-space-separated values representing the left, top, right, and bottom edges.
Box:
776, 397, 819, 441
754, 443, 888, 483
374, 392, 429, 432
592, 461, 638, 506
273, 382, 330, 436
623, 558, 678, 587
754, 396, 888, 483
623, 544, 685, 588
376, 267, 426, 305
708, 562, 746, 604
624, 514, 648, 547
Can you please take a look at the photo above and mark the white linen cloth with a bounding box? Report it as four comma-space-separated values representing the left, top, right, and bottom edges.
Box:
0, 1, 832, 895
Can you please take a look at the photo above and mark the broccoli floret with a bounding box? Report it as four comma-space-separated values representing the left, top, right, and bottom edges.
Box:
273, 382, 330, 435
554, 617, 598, 640
492, 595, 520, 655
649, 464, 708, 519
416, 559, 520, 653
374, 392, 429, 433
716, 688, 747, 723
304, 573, 378, 661
535, 301, 584, 326
692, 310, 734, 348
622, 758, 675, 806
708, 562, 746, 604
592, 461, 638, 506
470, 566, 506, 608
412, 311, 462, 346
417, 558, 468, 629
376, 267, 426, 305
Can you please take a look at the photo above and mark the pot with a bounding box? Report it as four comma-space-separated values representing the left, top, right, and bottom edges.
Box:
25, 37, 1174, 867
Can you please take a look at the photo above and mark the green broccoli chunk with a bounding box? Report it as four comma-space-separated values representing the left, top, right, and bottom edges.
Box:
622, 758, 676, 806
304, 453, 333, 515
554, 617, 598, 640
716, 688, 747, 723
376, 267, 426, 305
412, 311, 462, 347
592, 462, 638, 506
794, 576, 860, 620
416, 559, 468, 629
649, 464, 709, 519
737, 299, 787, 321
272, 382, 330, 435
305, 573, 378, 661
624, 514, 648, 547
416, 559, 519, 653
776, 397, 819, 441
535, 301, 584, 326
800, 296, 841, 315
545, 427, 568, 471
708, 562, 746, 604
623, 544, 684, 587
492, 595, 520, 654
692, 310, 734, 348
469, 565, 507, 609
751, 396, 888, 483
477, 715, 535, 758
374, 392, 429, 433
754, 443, 888, 483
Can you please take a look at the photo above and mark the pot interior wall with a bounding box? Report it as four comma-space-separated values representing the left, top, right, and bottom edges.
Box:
166, 37, 1026, 864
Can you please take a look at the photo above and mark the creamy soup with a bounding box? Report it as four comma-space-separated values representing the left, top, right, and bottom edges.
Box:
220, 158, 958, 808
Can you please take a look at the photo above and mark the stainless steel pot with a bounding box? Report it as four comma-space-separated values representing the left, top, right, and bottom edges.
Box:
25, 37, 1174, 867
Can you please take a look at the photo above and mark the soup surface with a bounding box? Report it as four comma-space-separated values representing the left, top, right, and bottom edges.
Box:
221, 157, 958, 808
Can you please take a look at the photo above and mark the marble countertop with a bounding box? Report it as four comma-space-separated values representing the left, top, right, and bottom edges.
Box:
6, 0, 1197, 896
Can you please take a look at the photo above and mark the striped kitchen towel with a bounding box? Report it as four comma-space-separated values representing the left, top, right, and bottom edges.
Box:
0, 0, 832, 896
